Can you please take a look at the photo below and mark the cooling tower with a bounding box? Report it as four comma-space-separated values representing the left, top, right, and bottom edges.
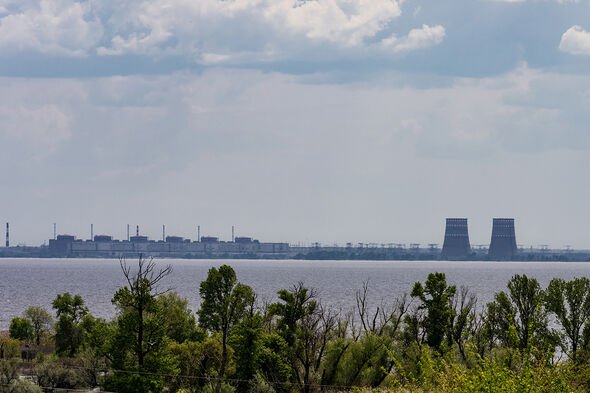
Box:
488, 218, 517, 260
441, 218, 471, 259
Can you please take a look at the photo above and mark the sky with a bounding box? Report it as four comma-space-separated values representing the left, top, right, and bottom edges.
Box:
1, 0, 590, 249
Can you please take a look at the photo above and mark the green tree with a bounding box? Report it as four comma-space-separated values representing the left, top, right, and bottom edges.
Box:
8, 317, 33, 342
52, 292, 89, 356
198, 264, 255, 393
411, 272, 456, 350
486, 274, 551, 353
269, 283, 336, 393
24, 306, 52, 346
156, 291, 201, 343
106, 256, 174, 393
545, 277, 590, 362
0, 338, 21, 360
507, 274, 550, 351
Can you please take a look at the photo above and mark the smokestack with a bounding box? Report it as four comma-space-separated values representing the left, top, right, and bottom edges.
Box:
232, 226, 235, 242
136, 225, 139, 237
53, 223, 57, 240
127, 224, 130, 241
91, 224, 94, 240
198, 225, 200, 242
5, 222, 9, 248
441, 218, 471, 259
163, 225, 166, 241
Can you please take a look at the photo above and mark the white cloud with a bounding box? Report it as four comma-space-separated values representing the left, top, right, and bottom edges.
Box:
0, 0, 103, 56
559, 25, 590, 55
95, 0, 442, 61
0, 0, 445, 62
264, 0, 402, 47
381, 24, 445, 53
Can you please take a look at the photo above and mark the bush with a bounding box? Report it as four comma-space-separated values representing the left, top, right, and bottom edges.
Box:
6, 379, 43, 393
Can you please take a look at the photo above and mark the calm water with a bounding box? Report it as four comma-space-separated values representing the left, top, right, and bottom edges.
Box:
1, 258, 590, 328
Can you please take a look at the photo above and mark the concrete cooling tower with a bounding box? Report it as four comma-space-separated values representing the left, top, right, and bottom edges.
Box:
441, 218, 471, 259
488, 218, 518, 260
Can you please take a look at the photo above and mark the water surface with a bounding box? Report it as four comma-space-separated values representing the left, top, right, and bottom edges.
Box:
1, 258, 589, 328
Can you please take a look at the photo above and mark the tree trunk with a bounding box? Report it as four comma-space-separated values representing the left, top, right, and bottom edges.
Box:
138, 303, 144, 369
217, 330, 228, 393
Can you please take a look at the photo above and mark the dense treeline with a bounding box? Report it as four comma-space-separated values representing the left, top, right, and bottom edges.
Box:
3, 257, 590, 392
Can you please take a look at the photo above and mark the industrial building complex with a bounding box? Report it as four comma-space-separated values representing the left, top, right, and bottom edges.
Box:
0, 219, 589, 261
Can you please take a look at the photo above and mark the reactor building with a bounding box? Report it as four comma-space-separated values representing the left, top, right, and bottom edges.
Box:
488, 218, 518, 260
48, 233, 290, 258
441, 218, 471, 259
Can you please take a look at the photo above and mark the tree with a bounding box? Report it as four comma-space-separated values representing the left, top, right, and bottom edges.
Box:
410, 272, 456, 350
198, 264, 255, 393
52, 292, 89, 356
156, 291, 201, 343
486, 274, 550, 353
545, 277, 590, 362
507, 274, 550, 351
9, 317, 33, 342
269, 283, 336, 393
106, 256, 173, 393
448, 286, 477, 361
24, 306, 52, 346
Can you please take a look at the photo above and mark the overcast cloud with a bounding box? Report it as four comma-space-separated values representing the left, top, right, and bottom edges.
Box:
1, 0, 590, 248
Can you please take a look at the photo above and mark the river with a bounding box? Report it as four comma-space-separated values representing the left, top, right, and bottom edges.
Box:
1, 258, 590, 328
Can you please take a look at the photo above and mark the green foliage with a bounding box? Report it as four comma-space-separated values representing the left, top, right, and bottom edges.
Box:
4, 379, 43, 393
545, 277, 590, 363
231, 313, 264, 393
9, 268, 590, 393
157, 291, 202, 343
0, 338, 21, 360
411, 272, 456, 350
268, 283, 335, 393
168, 335, 224, 393
199, 264, 255, 393
8, 317, 33, 343
198, 265, 255, 335
23, 306, 52, 346
269, 284, 317, 347
52, 292, 89, 356
0, 359, 19, 388
34, 356, 87, 390
106, 256, 174, 392
487, 274, 552, 353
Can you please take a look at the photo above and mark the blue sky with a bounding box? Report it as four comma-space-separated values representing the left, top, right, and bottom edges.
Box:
1, 0, 590, 248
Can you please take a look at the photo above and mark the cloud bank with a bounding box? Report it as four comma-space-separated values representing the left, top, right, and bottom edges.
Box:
0, 0, 446, 63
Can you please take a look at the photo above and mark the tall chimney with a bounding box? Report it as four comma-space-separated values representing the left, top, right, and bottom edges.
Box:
5, 222, 9, 248
232, 226, 235, 242
136, 225, 139, 237
127, 224, 130, 241
53, 223, 57, 240
163, 225, 166, 241
91, 224, 94, 240
198, 225, 200, 242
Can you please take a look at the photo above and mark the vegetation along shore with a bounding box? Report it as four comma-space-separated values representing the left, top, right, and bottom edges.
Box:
2, 256, 590, 392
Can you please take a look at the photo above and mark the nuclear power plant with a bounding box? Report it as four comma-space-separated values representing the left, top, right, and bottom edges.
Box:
0, 219, 588, 261
441, 218, 471, 259
488, 218, 518, 260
